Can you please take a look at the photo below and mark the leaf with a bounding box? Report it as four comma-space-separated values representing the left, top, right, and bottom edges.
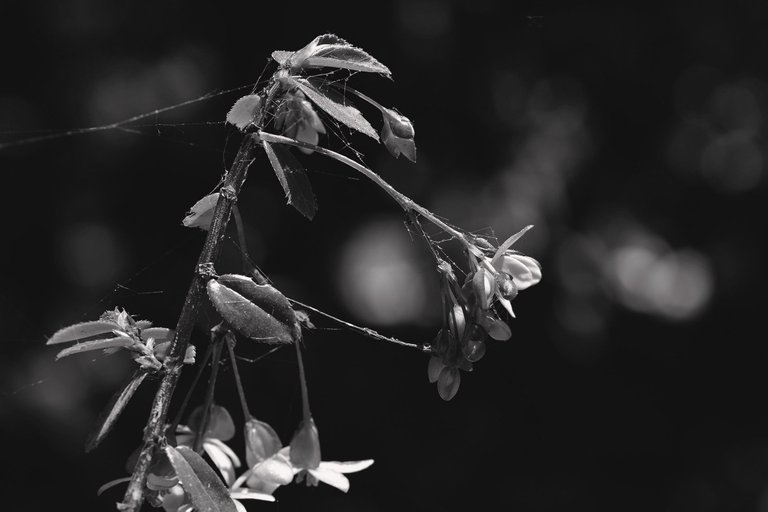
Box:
55, 336, 135, 360
277, 34, 391, 76
165, 445, 238, 512
46, 320, 120, 345
304, 44, 390, 75
271, 50, 292, 66
490, 225, 534, 264
289, 77, 379, 141
226, 94, 262, 131
86, 370, 147, 452
262, 141, 317, 220
183, 193, 219, 231
207, 276, 297, 344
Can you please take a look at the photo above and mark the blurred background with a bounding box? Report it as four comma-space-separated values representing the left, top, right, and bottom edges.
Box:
1, 1, 767, 510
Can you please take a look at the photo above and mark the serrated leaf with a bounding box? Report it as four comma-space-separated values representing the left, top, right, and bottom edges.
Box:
262, 141, 317, 220
86, 370, 147, 452
165, 445, 238, 512
183, 193, 219, 231
226, 94, 262, 131
46, 320, 120, 345
305, 44, 391, 75
271, 50, 292, 66
55, 336, 135, 360
207, 278, 297, 344
289, 77, 378, 141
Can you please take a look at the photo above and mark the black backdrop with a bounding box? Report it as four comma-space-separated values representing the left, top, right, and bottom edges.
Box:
1, 1, 767, 511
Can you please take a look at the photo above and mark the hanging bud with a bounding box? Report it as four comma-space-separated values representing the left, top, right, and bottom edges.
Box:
478, 314, 512, 341
380, 107, 416, 162
289, 416, 321, 469
462, 338, 486, 362
245, 417, 283, 468
437, 367, 461, 401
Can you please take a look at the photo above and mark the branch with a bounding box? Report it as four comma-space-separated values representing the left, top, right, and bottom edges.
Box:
257, 131, 482, 257
120, 134, 259, 512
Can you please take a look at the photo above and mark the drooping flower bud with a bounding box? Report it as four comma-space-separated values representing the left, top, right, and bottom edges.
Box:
245, 417, 283, 468
462, 327, 487, 363
437, 367, 461, 401
380, 107, 416, 162
289, 416, 321, 469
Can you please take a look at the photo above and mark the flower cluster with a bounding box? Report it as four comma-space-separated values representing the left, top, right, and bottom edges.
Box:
428, 227, 542, 400
98, 405, 372, 511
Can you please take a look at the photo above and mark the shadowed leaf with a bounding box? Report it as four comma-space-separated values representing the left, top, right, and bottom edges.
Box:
263, 141, 317, 219
289, 77, 378, 141
46, 321, 120, 345
207, 275, 297, 344
86, 370, 147, 452
55, 336, 134, 360
165, 445, 237, 512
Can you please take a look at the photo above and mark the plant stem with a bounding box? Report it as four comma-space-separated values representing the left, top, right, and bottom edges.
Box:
193, 330, 225, 453
169, 342, 214, 432
231, 203, 253, 274
120, 134, 259, 512
293, 338, 312, 421
258, 131, 482, 256
226, 332, 251, 420
288, 297, 428, 352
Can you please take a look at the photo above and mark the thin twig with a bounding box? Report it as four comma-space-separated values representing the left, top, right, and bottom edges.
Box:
225, 332, 251, 420
169, 343, 214, 432
257, 131, 482, 257
193, 329, 225, 453
288, 297, 428, 352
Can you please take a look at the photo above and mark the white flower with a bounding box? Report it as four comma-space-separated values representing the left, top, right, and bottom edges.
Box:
232, 445, 373, 495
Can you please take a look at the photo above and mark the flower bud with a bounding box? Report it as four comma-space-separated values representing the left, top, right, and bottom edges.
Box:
290, 416, 321, 469
437, 367, 461, 401
245, 417, 283, 468
381, 107, 416, 162
462, 337, 486, 363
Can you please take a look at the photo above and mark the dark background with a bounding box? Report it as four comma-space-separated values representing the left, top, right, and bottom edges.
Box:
1, 1, 767, 511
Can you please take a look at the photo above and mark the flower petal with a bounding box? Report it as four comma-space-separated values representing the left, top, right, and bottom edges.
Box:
204, 439, 239, 486
318, 459, 374, 474
206, 438, 241, 467
495, 254, 542, 291
251, 454, 295, 486
308, 467, 350, 492
497, 296, 516, 318
230, 491, 276, 503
